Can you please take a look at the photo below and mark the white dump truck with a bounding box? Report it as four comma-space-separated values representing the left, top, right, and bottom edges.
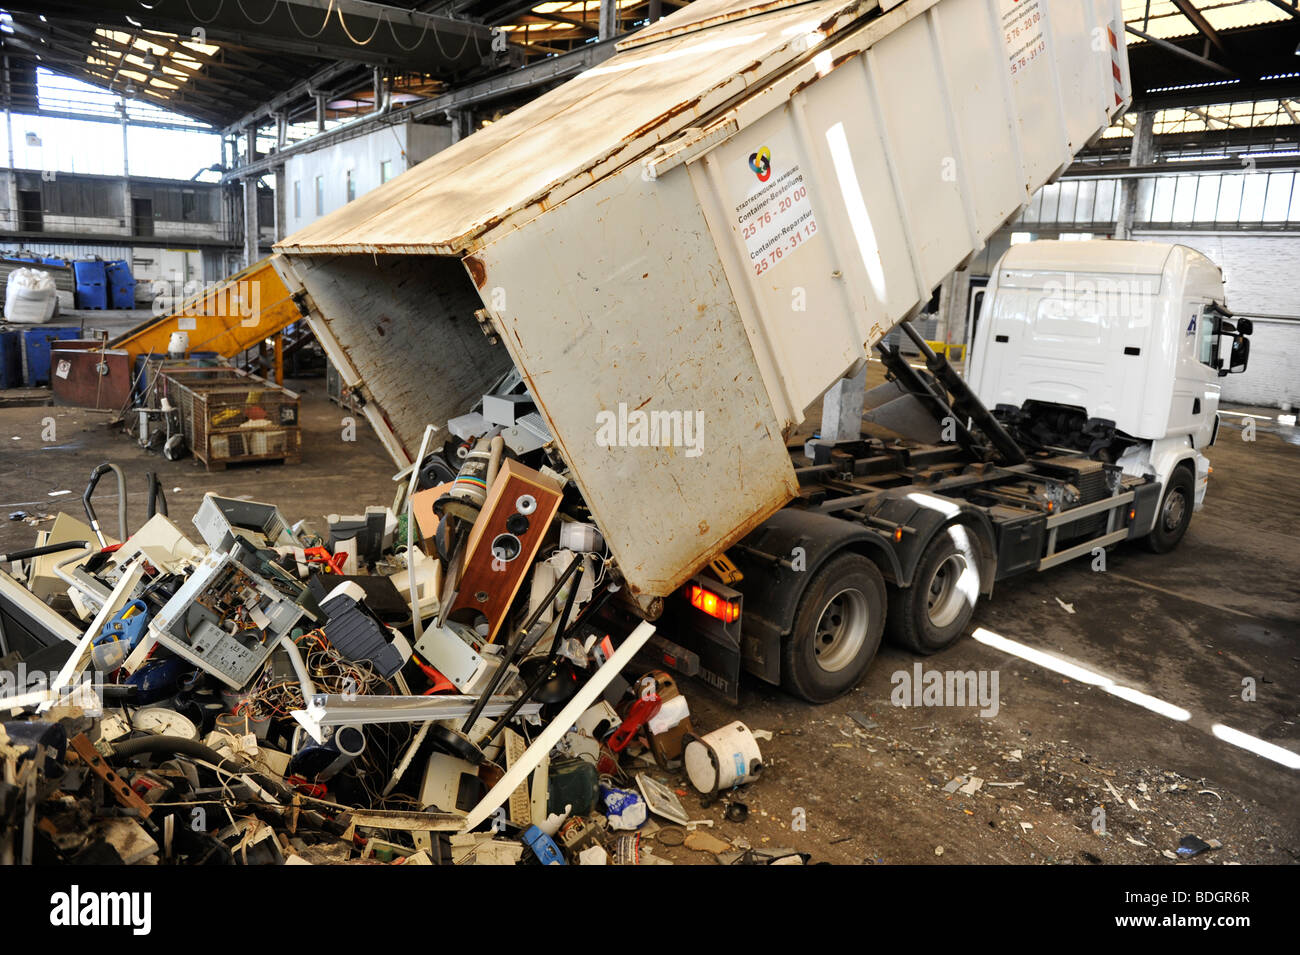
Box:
270, 0, 1240, 703
969, 239, 1252, 540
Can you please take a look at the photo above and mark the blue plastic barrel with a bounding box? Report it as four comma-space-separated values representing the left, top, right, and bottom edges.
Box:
22, 326, 81, 386
72, 259, 108, 310
106, 259, 136, 309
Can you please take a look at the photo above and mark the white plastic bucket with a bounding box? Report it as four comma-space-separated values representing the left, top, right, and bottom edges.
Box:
684, 720, 762, 794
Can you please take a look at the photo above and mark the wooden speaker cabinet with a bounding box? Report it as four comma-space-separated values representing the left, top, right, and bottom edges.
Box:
446, 458, 563, 643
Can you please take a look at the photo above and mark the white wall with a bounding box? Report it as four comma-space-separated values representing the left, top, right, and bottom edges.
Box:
282, 121, 452, 236
1136, 231, 1300, 409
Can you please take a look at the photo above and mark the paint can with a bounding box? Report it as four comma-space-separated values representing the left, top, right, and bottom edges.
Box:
684, 721, 762, 794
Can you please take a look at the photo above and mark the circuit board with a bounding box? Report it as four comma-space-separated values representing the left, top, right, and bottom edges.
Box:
150, 548, 309, 688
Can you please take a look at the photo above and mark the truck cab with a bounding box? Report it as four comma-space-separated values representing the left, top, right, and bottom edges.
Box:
968, 240, 1252, 519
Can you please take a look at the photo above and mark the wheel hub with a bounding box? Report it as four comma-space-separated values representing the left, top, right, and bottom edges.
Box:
1163, 489, 1187, 532
813, 588, 870, 673
926, 554, 969, 629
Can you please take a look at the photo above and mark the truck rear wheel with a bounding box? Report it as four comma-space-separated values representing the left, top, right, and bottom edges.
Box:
1143, 466, 1193, 554
888, 527, 981, 654
781, 553, 886, 703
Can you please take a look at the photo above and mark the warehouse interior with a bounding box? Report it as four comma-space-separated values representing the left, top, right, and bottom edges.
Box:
0, 0, 1296, 882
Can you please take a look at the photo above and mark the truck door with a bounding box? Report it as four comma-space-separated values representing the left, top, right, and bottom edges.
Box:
1170, 298, 1221, 448
964, 277, 988, 366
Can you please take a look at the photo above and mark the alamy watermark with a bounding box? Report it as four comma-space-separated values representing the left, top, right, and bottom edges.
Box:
149, 279, 262, 328
891, 662, 1000, 718
1, 665, 105, 715
1040, 273, 1156, 325
49, 886, 151, 935
595, 402, 704, 458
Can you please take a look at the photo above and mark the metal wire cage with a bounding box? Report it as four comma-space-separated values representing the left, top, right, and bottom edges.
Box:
158, 365, 301, 471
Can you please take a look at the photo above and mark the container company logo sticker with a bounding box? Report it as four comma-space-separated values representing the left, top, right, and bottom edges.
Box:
748, 146, 772, 183
1001, 0, 1047, 79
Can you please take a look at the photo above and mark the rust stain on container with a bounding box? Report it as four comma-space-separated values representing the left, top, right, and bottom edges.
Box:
791, 75, 819, 96
628, 96, 703, 142
464, 255, 488, 288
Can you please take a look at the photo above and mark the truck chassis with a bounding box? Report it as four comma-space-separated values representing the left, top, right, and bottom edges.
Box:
658, 323, 1182, 704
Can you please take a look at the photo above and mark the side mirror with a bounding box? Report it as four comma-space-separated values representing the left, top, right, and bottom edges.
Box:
1236, 317, 1254, 336
1220, 334, 1250, 376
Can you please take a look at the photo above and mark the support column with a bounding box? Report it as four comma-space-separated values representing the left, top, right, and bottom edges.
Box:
4, 57, 14, 170
274, 164, 287, 242
649, 0, 662, 23
450, 109, 474, 143
599, 0, 617, 41
243, 177, 259, 268
1116, 111, 1154, 240
937, 269, 964, 350
242, 127, 259, 268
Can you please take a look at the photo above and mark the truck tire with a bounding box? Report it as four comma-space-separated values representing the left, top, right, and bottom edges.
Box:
887, 527, 981, 654
1143, 465, 1193, 554
781, 553, 886, 703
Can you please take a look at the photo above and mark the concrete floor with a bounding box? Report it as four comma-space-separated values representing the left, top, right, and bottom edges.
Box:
1, 367, 1296, 865
0, 376, 396, 547
661, 398, 1300, 865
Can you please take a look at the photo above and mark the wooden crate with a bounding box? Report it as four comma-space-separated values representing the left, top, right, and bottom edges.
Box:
158, 366, 301, 471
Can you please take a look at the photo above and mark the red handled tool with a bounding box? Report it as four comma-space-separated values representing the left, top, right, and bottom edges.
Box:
608, 692, 661, 752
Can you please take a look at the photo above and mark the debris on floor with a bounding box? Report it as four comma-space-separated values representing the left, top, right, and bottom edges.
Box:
1176, 834, 1221, 858
0, 400, 792, 865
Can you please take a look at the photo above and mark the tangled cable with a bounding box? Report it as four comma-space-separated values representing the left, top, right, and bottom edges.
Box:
243, 627, 391, 719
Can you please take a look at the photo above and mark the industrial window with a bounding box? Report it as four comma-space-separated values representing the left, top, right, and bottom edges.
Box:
380, 159, 393, 184
314, 175, 324, 216
181, 192, 197, 221
293, 181, 300, 218
1020, 170, 1300, 231
346, 169, 355, 202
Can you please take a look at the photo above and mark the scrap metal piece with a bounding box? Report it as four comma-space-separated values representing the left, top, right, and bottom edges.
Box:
291, 694, 541, 744
339, 808, 463, 833
636, 773, 690, 825
461, 620, 656, 832
42, 557, 145, 712
69, 733, 152, 819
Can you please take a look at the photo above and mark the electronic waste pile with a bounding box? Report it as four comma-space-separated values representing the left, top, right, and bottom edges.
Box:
0, 374, 794, 865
